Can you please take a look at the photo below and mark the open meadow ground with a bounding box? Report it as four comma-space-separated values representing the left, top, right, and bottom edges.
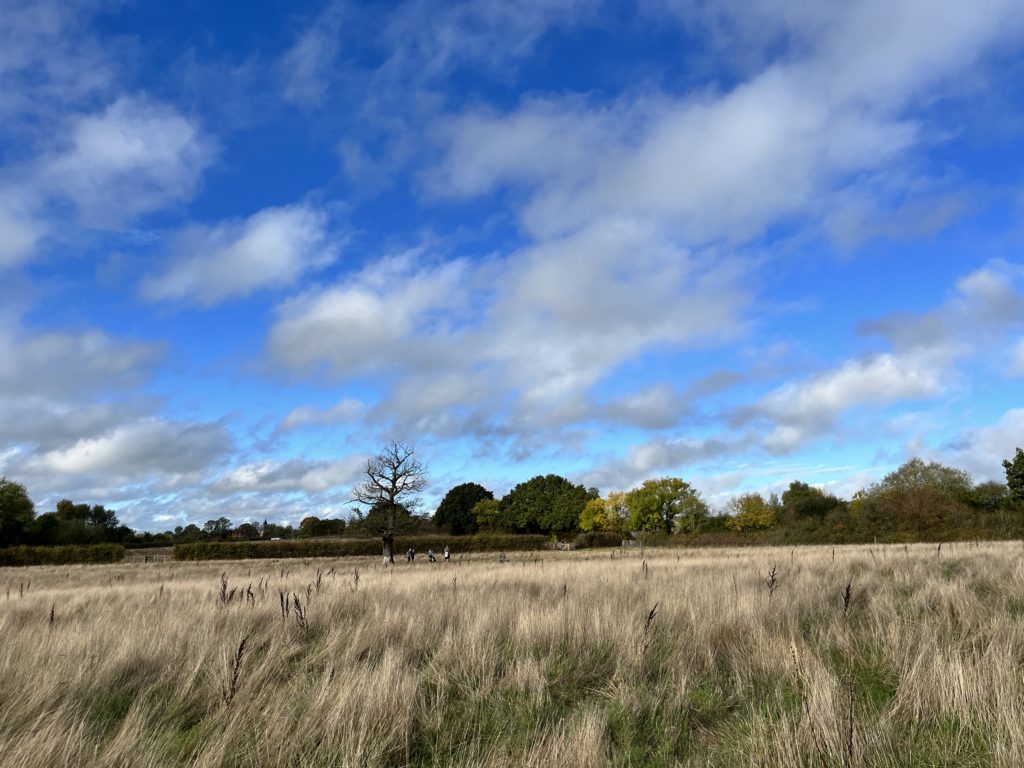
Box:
1, 542, 1023, 767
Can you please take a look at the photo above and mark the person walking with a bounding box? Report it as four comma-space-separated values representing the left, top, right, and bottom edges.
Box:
443, 545, 450, 563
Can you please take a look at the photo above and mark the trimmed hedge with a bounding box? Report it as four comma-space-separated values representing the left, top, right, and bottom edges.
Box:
0, 544, 125, 567
174, 534, 551, 561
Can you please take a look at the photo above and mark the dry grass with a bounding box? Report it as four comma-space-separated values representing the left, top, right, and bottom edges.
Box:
2, 542, 1023, 766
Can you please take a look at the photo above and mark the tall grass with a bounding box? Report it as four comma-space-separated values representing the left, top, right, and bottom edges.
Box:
1, 542, 1023, 766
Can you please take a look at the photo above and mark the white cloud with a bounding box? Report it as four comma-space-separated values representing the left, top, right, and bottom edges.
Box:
0, 323, 161, 399
862, 259, 1024, 351
0, 0, 114, 124
758, 352, 949, 424
140, 204, 337, 305
45, 97, 213, 226
753, 350, 953, 452
211, 456, 365, 494
280, 15, 343, 106
268, 222, 750, 440
602, 385, 688, 430
279, 398, 366, 432
28, 418, 231, 479
269, 250, 472, 376
933, 408, 1024, 481
429, 0, 1024, 246
581, 433, 749, 491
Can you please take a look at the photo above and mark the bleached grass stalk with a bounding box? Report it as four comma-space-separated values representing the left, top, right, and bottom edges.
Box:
1, 542, 1023, 766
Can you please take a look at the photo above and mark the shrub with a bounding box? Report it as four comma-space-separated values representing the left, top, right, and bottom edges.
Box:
0, 544, 125, 567
174, 534, 550, 561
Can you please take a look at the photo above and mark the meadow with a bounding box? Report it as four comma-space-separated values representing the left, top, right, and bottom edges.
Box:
1, 542, 1022, 767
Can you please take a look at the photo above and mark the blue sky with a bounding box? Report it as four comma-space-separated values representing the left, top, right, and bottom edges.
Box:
2, 0, 1024, 531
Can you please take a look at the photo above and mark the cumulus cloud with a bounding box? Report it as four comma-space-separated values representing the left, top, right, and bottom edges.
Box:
26, 418, 231, 479
210, 456, 365, 495
141, 204, 338, 305
269, 250, 473, 376
45, 97, 213, 226
268, 222, 750, 442
752, 350, 953, 452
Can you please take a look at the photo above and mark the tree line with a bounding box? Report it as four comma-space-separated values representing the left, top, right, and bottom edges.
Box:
2, 447, 1022, 550
431, 450, 1024, 543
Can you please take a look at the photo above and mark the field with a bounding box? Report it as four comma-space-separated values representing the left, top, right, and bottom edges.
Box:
1, 542, 1023, 767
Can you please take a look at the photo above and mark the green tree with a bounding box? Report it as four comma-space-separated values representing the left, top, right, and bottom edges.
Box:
1004, 448, 1024, 503
861, 458, 972, 533
299, 516, 322, 537
782, 481, 843, 519
203, 517, 232, 539
626, 477, 708, 534
433, 482, 493, 535
724, 493, 778, 532
499, 474, 595, 536
472, 498, 503, 531
967, 481, 1009, 512
0, 478, 36, 547
351, 441, 428, 564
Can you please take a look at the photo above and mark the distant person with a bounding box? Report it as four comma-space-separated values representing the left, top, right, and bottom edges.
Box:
427, 550, 437, 563
405, 548, 414, 563
443, 545, 450, 563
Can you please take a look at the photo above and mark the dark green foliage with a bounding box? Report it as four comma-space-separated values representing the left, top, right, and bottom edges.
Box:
203, 517, 232, 539
0, 544, 124, 566
782, 481, 844, 519
297, 516, 347, 537
174, 534, 549, 561
1004, 447, 1024, 503
0, 478, 36, 547
346, 502, 435, 536
499, 474, 595, 535
967, 481, 1010, 512
30, 498, 128, 546
433, 482, 493, 535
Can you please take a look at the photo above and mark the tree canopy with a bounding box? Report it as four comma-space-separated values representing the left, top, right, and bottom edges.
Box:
626, 477, 708, 534
782, 481, 844, 519
0, 478, 36, 547
500, 474, 595, 535
433, 482, 493, 535
1004, 448, 1024, 503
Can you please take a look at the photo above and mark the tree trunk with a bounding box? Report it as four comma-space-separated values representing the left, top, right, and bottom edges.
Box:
382, 533, 394, 565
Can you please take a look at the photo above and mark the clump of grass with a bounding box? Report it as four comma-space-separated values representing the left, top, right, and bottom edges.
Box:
639, 602, 659, 657
222, 635, 249, 706
763, 564, 780, 601
841, 581, 854, 618
292, 593, 308, 631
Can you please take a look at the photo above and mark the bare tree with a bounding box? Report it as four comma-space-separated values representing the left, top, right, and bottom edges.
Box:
351, 441, 428, 565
